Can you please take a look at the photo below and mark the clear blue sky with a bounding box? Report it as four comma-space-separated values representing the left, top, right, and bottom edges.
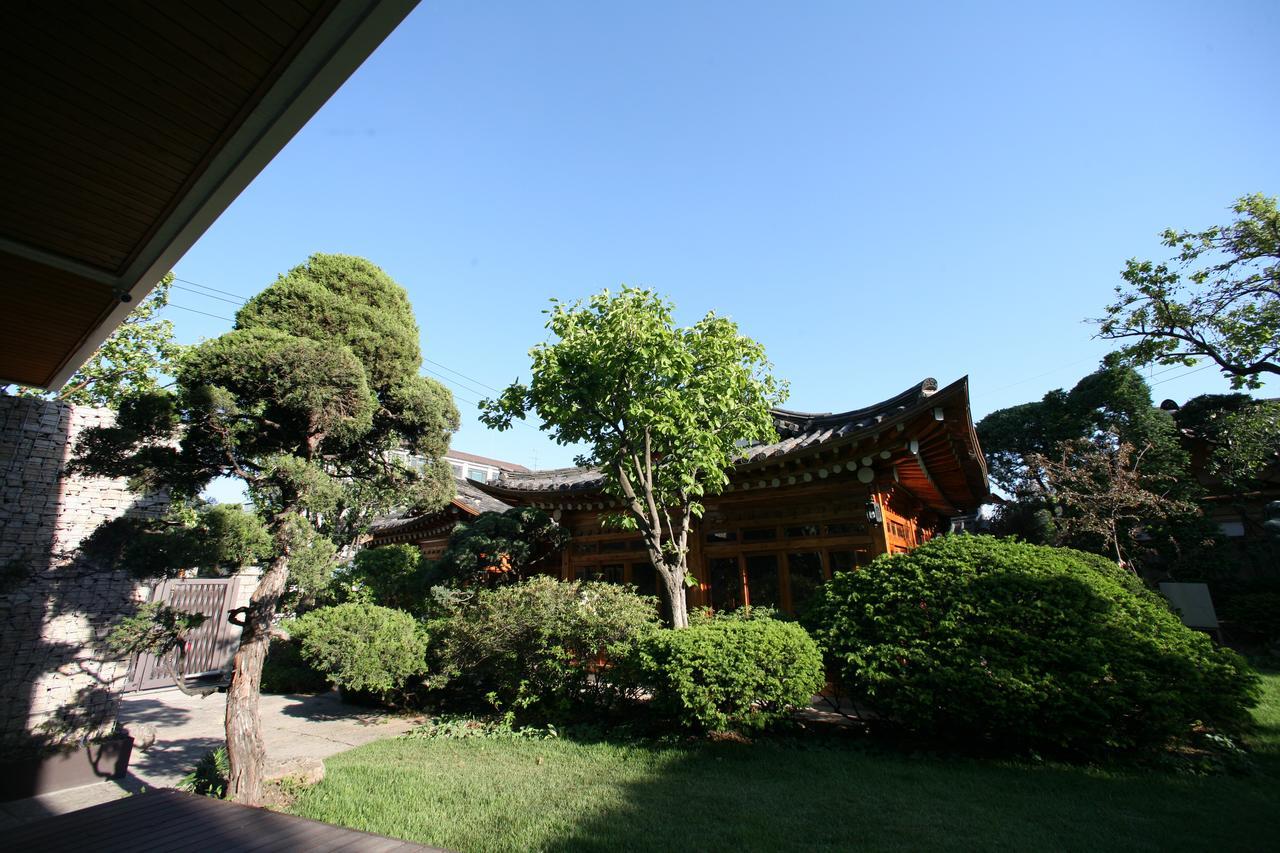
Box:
166, 1, 1279, 502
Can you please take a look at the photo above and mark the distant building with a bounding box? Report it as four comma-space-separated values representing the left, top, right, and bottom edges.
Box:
444, 450, 529, 484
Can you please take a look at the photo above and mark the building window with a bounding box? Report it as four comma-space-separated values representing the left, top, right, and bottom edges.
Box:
745, 554, 780, 608
630, 562, 657, 597
467, 467, 487, 481
449, 463, 463, 477
742, 527, 777, 542
709, 557, 744, 612
787, 552, 825, 614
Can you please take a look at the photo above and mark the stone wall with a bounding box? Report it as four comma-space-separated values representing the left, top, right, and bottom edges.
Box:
0, 396, 167, 749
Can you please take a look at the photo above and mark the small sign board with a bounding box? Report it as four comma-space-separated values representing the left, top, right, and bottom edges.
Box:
1158, 582, 1219, 629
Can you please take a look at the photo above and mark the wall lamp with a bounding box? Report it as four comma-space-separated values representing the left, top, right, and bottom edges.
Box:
865, 500, 883, 524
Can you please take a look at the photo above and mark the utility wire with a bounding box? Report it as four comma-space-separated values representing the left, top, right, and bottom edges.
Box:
422, 356, 505, 393
172, 284, 243, 306
167, 303, 235, 322
1149, 363, 1216, 387
173, 277, 250, 301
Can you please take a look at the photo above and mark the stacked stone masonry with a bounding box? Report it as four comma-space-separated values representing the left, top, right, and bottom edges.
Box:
0, 396, 167, 748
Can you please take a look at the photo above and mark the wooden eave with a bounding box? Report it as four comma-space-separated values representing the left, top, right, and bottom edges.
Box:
0, 1, 419, 389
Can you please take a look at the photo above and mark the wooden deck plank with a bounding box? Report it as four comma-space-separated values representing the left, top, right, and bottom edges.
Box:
7, 789, 443, 852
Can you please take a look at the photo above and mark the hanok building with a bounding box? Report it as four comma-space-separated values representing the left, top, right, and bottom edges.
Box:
370, 378, 990, 615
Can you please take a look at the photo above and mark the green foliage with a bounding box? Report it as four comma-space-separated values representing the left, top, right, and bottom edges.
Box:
1175, 394, 1280, 492
5, 274, 180, 407
1097, 193, 1280, 390
428, 575, 660, 718
106, 602, 207, 657
434, 508, 569, 587
292, 603, 429, 699
629, 617, 824, 732
260, 634, 331, 694
179, 747, 229, 799
71, 253, 458, 527
977, 364, 1204, 564
480, 287, 785, 627
342, 544, 429, 611
977, 364, 1188, 498
80, 502, 271, 580
809, 535, 1261, 757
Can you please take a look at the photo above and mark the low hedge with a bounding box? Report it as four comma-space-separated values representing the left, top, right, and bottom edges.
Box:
630, 617, 824, 732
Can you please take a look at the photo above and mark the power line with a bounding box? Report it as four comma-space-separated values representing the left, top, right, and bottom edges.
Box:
167, 303, 235, 322
422, 356, 504, 393
1150, 363, 1216, 387
989, 355, 1099, 393
173, 277, 250, 301
172, 284, 244, 306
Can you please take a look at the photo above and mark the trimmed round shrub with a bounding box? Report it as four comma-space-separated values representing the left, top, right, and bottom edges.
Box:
429, 575, 660, 718
291, 603, 428, 698
631, 617, 825, 732
808, 535, 1261, 756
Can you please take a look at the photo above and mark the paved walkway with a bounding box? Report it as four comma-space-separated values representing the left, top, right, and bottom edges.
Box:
0, 689, 423, 829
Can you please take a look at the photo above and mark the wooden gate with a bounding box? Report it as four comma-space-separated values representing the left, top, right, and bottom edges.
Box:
125, 576, 247, 692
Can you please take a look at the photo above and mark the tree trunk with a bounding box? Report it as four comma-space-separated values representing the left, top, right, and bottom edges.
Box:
658, 562, 689, 629
224, 551, 290, 805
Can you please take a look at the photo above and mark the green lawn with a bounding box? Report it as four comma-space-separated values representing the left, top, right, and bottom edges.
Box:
290, 671, 1280, 852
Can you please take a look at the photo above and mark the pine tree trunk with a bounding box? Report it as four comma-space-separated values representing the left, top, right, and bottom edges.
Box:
224, 552, 289, 804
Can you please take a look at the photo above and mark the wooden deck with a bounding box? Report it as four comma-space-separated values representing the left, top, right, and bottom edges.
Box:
7, 789, 442, 851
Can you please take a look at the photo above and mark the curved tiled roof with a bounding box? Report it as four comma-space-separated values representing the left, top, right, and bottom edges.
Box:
480, 378, 949, 495
368, 478, 512, 535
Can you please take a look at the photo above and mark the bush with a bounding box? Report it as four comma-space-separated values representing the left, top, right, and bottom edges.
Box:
808, 535, 1261, 757
291, 603, 428, 700
260, 634, 330, 694
338, 544, 429, 611
630, 617, 825, 732
179, 746, 228, 798
429, 575, 660, 719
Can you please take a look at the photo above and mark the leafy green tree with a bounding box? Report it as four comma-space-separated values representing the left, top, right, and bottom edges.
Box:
434, 507, 569, 587
4, 274, 180, 407
1174, 393, 1280, 493
977, 365, 1204, 563
71, 254, 458, 803
977, 364, 1188, 500
480, 288, 785, 628
1097, 193, 1280, 389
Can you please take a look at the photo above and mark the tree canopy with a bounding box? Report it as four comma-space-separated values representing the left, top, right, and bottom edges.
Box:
1097, 193, 1280, 389
72, 253, 458, 803
4, 273, 179, 407
976, 364, 1201, 565
480, 287, 785, 627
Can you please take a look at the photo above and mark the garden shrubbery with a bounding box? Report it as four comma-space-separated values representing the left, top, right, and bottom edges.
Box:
629, 615, 825, 732
808, 535, 1261, 757
260, 634, 331, 695
291, 602, 429, 701
428, 574, 660, 718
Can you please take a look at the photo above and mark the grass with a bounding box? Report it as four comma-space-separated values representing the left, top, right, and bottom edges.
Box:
289, 671, 1280, 852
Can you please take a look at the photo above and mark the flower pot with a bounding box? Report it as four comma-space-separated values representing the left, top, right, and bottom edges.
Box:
0, 735, 134, 801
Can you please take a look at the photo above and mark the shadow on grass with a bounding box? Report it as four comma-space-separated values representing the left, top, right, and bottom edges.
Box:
534, 737, 1279, 853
